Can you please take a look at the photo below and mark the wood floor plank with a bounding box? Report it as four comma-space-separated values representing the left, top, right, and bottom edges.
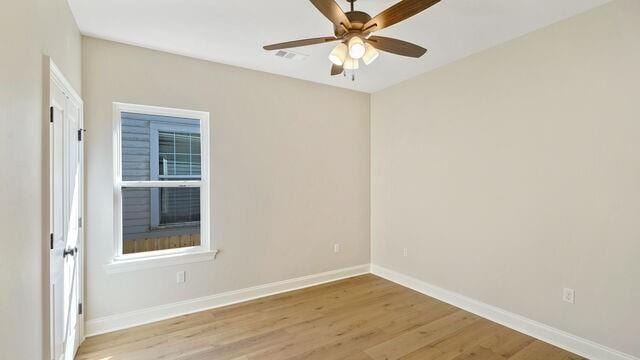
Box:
398, 321, 503, 360
449, 326, 535, 360
507, 341, 585, 360
77, 274, 586, 360
364, 311, 480, 360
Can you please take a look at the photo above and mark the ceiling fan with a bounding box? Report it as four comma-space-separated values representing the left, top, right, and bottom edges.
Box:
263, 0, 440, 77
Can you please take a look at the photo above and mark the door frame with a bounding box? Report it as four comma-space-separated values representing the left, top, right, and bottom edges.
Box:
46, 57, 85, 359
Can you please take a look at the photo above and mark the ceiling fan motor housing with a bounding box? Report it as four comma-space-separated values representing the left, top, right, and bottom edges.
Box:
334, 11, 372, 37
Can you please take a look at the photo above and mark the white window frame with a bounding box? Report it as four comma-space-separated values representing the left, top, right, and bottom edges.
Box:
108, 102, 214, 273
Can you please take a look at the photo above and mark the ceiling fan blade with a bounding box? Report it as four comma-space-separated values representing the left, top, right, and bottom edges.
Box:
310, 0, 352, 34
367, 36, 427, 58
331, 63, 344, 76
263, 37, 339, 51
364, 0, 440, 33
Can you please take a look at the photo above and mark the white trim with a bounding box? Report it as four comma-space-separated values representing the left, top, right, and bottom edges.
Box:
115, 102, 208, 120
86, 264, 370, 336
49, 61, 83, 107
371, 264, 639, 360
105, 249, 219, 274
121, 181, 202, 188
112, 102, 211, 261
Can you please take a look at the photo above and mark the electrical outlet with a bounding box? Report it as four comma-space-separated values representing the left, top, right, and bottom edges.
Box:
334, 244, 340, 253
403, 248, 408, 257
176, 271, 186, 284
562, 288, 575, 304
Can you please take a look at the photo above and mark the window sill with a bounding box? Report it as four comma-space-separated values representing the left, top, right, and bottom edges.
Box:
105, 249, 218, 274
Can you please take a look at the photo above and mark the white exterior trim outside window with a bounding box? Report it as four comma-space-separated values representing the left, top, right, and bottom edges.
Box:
108, 102, 214, 273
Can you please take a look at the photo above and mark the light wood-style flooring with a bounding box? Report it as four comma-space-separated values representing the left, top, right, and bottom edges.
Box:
77, 274, 585, 360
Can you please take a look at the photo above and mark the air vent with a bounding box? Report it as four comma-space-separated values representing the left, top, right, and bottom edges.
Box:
273, 50, 308, 61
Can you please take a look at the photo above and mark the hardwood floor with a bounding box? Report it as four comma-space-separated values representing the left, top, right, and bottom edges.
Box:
77, 275, 585, 360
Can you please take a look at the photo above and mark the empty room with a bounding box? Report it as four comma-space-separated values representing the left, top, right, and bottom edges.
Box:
1, 0, 639, 359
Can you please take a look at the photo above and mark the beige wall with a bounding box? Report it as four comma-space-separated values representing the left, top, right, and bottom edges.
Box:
371, 0, 640, 356
82, 36, 370, 320
0, 0, 82, 359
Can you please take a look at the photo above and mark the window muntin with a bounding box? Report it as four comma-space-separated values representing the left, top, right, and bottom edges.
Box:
115, 104, 210, 259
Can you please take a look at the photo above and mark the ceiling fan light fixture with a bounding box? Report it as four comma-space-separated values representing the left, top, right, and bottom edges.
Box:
348, 36, 366, 59
328, 43, 348, 66
343, 57, 359, 70
362, 43, 379, 65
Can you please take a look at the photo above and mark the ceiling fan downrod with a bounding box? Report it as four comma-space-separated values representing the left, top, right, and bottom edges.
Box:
348, 0, 355, 12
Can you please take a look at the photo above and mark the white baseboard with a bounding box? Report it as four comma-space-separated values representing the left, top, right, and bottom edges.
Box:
371, 264, 638, 360
85, 264, 370, 336
86, 263, 638, 360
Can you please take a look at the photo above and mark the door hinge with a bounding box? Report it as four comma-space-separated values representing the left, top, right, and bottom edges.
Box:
77, 128, 85, 141
50, 233, 53, 250
49, 106, 54, 123
78, 302, 83, 315
78, 217, 82, 228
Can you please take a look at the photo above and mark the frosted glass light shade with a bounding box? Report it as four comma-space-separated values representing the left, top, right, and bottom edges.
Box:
343, 57, 359, 70
348, 37, 366, 59
328, 43, 348, 66
362, 43, 379, 65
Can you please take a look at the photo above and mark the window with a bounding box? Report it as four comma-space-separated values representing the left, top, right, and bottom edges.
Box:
111, 103, 212, 270
150, 123, 201, 228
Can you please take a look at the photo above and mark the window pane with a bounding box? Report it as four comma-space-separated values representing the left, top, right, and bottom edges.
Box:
191, 155, 201, 175
120, 112, 200, 181
158, 154, 175, 176
158, 132, 174, 153
191, 136, 201, 155
121, 117, 151, 181
160, 187, 200, 224
157, 130, 201, 179
174, 133, 191, 153
175, 154, 191, 175
122, 187, 201, 254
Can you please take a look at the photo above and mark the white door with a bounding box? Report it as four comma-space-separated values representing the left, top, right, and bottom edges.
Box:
50, 69, 83, 360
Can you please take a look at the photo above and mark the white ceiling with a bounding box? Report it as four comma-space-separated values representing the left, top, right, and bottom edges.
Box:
68, 0, 612, 93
